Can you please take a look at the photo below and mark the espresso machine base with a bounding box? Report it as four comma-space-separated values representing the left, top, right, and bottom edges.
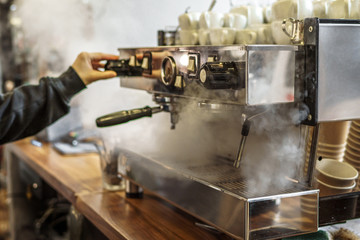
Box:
97, 18, 360, 240
118, 148, 318, 240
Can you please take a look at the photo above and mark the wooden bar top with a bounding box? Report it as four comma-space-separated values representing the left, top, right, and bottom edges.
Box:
5, 138, 228, 240
76, 191, 229, 240
6, 138, 103, 203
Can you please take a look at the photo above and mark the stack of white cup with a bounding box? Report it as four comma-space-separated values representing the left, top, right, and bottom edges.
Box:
177, 0, 360, 46
230, 5, 272, 44
178, 11, 249, 46
270, 0, 314, 44
199, 11, 248, 45
323, 0, 360, 19
178, 12, 201, 45
270, 0, 360, 44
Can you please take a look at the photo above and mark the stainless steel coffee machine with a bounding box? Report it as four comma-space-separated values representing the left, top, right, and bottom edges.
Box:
96, 18, 360, 239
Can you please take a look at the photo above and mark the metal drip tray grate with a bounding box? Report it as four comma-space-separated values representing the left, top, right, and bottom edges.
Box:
183, 162, 306, 199
119, 148, 318, 239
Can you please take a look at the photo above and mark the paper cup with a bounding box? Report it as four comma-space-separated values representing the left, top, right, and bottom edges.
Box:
318, 121, 350, 145
316, 158, 358, 187
315, 177, 356, 196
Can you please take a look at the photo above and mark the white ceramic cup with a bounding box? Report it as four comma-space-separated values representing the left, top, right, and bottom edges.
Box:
344, 0, 360, 18
271, 0, 292, 20
235, 29, 257, 44
263, 5, 272, 23
271, 0, 313, 21
249, 24, 273, 44
312, 0, 328, 18
327, 0, 348, 18
199, 11, 225, 29
198, 28, 211, 45
271, 20, 291, 44
178, 12, 201, 30
230, 5, 264, 27
179, 29, 199, 45
209, 27, 236, 45
224, 13, 247, 29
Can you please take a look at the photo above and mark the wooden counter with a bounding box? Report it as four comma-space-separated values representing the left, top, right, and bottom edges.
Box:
6, 138, 102, 203
5, 138, 229, 240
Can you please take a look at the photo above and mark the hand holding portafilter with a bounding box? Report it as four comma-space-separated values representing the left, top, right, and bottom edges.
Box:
71, 52, 118, 85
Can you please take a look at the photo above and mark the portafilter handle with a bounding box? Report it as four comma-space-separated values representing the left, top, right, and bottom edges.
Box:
96, 106, 163, 127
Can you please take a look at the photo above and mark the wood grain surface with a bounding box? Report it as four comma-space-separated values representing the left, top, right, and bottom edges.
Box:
6, 138, 103, 203
76, 191, 230, 240
5, 138, 230, 240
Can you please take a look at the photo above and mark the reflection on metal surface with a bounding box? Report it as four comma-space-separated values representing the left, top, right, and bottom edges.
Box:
318, 23, 360, 122
118, 148, 318, 239
247, 50, 295, 105
118, 45, 297, 107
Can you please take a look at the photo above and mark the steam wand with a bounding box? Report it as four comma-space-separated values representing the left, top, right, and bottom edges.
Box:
233, 116, 251, 168
233, 109, 269, 168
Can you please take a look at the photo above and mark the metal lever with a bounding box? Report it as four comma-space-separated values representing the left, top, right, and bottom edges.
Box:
105, 59, 143, 76
233, 119, 251, 168
96, 106, 163, 127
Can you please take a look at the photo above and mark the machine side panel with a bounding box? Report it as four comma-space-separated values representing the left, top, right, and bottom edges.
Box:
118, 149, 247, 239
248, 194, 318, 239
247, 50, 295, 105
318, 23, 360, 121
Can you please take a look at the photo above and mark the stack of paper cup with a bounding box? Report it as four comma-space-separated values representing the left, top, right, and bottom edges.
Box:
317, 121, 350, 160
344, 120, 360, 185
306, 121, 350, 160
304, 122, 350, 175
314, 158, 358, 197
303, 126, 314, 175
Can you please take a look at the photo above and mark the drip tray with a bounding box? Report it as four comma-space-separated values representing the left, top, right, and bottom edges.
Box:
118, 148, 319, 240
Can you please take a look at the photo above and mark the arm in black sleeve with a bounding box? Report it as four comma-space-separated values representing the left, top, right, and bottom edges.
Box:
0, 67, 86, 144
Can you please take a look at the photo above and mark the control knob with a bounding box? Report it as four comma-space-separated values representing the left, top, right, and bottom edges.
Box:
161, 56, 177, 87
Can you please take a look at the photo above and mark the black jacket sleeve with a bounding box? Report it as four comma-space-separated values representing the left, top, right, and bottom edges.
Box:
0, 67, 86, 144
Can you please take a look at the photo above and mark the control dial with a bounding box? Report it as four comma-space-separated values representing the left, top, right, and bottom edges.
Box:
161, 56, 177, 86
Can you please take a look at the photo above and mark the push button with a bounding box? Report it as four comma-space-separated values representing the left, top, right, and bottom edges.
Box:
187, 58, 196, 72
141, 57, 149, 69
187, 53, 200, 78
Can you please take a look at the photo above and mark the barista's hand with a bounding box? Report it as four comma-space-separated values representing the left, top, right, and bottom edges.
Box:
72, 52, 119, 85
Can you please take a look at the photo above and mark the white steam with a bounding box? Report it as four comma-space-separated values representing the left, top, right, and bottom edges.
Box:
12, 0, 307, 197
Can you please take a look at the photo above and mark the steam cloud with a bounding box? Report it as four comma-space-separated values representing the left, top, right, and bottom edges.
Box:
12, 0, 308, 197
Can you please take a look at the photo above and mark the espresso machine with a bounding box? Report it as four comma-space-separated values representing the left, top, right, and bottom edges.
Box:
96, 18, 360, 239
